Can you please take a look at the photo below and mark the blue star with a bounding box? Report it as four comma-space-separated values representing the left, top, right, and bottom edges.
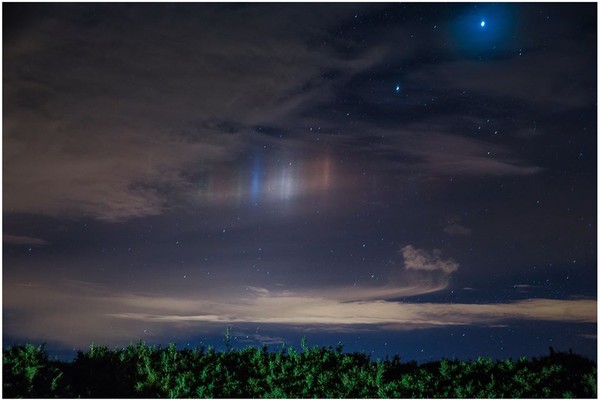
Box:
480, 20, 486, 28
395, 84, 400, 93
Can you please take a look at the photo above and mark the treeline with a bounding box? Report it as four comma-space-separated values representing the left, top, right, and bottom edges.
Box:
2, 341, 597, 398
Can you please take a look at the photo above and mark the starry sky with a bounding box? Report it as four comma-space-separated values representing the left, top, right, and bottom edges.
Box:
3, 2, 597, 362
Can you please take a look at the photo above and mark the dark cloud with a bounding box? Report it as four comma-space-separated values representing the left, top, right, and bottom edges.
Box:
406, 45, 596, 112
3, 4, 384, 222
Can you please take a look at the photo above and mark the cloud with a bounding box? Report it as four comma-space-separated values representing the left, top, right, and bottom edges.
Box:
5, 278, 595, 349
3, 234, 50, 245
348, 124, 543, 178
109, 293, 598, 329
578, 334, 597, 340
443, 216, 472, 236
399, 130, 542, 177
401, 245, 459, 274
4, 4, 554, 224
327, 282, 449, 302
405, 40, 595, 111
237, 333, 288, 346
3, 4, 386, 222
3, 129, 239, 222
444, 224, 472, 236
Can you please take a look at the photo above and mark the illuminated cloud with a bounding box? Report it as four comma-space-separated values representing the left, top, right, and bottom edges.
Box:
109, 290, 598, 329
329, 282, 450, 302
4, 281, 595, 348
401, 245, 459, 274
3, 128, 241, 222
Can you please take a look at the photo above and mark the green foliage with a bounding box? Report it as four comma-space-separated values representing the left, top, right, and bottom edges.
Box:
2, 342, 597, 398
2, 343, 66, 398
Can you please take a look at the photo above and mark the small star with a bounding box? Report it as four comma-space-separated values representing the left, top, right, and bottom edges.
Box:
395, 85, 400, 93
480, 20, 486, 27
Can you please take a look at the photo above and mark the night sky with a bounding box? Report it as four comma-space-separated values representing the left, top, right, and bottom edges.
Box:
3, 2, 597, 362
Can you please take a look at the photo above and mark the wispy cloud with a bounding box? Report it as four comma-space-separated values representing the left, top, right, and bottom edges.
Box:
405, 40, 595, 111
444, 224, 472, 236
3, 234, 50, 245
237, 333, 288, 346
350, 124, 543, 179
443, 216, 472, 236
578, 333, 597, 340
396, 130, 542, 177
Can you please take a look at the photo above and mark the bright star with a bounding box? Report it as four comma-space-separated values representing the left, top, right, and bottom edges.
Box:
395, 85, 400, 93
480, 20, 486, 27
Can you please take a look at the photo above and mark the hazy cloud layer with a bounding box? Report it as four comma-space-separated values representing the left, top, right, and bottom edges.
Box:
4, 4, 547, 222
3, 281, 595, 348
406, 42, 596, 111
4, 4, 384, 221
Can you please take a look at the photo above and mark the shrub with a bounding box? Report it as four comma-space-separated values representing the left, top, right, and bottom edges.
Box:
2, 342, 597, 398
